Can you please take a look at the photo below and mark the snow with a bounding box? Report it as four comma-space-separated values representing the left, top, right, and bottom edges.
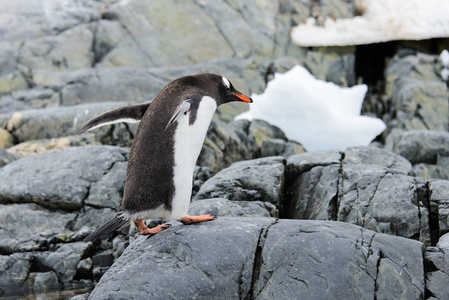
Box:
291, 0, 449, 47
235, 65, 386, 151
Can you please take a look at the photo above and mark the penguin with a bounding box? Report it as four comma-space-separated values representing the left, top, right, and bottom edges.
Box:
81, 73, 252, 242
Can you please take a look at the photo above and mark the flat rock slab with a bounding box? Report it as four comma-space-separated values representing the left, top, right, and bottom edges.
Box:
0, 145, 128, 211
88, 218, 425, 300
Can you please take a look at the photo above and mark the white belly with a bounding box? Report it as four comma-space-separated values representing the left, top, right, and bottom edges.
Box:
169, 96, 217, 220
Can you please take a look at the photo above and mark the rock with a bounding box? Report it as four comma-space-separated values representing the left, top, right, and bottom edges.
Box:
6, 134, 99, 157
425, 236, 449, 300
88, 218, 425, 299
195, 156, 285, 206
77, 258, 92, 279
188, 198, 276, 218
249, 119, 287, 147
32, 271, 60, 295
429, 180, 449, 237
0, 148, 19, 167
36, 242, 92, 283
0, 253, 34, 298
284, 146, 429, 243
6, 102, 130, 143
385, 130, 449, 164
0, 128, 14, 148
260, 138, 306, 158
197, 118, 258, 172
0, 146, 128, 211
0, 203, 76, 254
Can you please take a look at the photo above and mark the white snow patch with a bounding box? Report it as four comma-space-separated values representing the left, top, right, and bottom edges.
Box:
291, 0, 449, 47
235, 65, 386, 151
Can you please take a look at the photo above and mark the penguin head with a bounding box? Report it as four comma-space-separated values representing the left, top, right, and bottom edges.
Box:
217, 75, 253, 106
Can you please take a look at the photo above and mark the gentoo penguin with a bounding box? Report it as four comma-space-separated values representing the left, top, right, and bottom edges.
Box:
81, 73, 252, 242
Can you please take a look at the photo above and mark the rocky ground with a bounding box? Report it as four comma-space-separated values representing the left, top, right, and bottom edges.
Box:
1, 0, 449, 299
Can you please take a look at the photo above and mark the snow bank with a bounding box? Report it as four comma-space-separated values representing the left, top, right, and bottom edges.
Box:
236, 66, 386, 151
291, 0, 449, 47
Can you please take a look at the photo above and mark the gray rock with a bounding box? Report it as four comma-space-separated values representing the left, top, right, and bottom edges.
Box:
386, 130, 449, 164
6, 101, 130, 143
195, 156, 285, 206
0, 253, 34, 297
33, 271, 60, 295
0, 148, 19, 167
249, 119, 287, 147
425, 242, 449, 300
88, 218, 425, 300
77, 258, 92, 279
0, 203, 76, 254
260, 138, 306, 158
429, 180, 449, 236
0, 146, 128, 211
285, 146, 430, 243
188, 198, 276, 218
36, 242, 92, 283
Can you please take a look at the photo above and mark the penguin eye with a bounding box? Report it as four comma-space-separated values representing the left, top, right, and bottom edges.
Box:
226, 86, 230, 92
222, 77, 231, 93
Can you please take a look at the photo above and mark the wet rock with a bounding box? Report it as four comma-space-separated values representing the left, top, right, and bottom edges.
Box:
0, 146, 128, 211
195, 156, 285, 206
88, 218, 425, 300
188, 198, 276, 218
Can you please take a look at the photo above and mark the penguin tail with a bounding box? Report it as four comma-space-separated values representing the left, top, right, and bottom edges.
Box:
83, 212, 132, 242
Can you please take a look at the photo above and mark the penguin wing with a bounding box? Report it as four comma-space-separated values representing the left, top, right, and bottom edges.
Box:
79, 102, 151, 133
165, 99, 192, 130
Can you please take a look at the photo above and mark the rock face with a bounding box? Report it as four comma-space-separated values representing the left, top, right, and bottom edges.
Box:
88, 218, 425, 300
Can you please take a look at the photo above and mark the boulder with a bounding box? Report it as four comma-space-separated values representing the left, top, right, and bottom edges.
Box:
260, 138, 306, 158
6, 102, 130, 143
425, 233, 449, 300
0, 148, 19, 167
88, 218, 425, 300
195, 156, 285, 206
284, 146, 430, 243
0, 146, 128, 210
0, 253, 34, 298
385, 130, 449, 164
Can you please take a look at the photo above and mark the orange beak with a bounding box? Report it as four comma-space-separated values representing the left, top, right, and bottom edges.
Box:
233, 93, 253, 103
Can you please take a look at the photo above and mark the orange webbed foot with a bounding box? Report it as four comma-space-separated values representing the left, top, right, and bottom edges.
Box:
180, 214, 216, 225
134, 219, 170, 235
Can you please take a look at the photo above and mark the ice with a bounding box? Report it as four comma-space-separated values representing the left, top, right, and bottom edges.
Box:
235, 65, 386, 151
291, 0, 449, 47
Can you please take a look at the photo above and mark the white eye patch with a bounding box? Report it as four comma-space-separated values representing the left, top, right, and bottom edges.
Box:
222, 76, 230, 90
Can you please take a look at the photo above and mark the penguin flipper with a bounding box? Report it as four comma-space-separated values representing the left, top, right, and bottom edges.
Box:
165, 99, 192, 130
83, 212, 131, 242
79, 102, 151, 133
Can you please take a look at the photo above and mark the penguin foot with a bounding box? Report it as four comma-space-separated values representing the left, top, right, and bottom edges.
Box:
180, 214, 215, 225
134, 219, 170, 235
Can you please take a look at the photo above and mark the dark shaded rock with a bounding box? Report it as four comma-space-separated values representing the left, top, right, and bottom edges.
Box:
198, 118, 259, 173
32, 271, 60, 295
36, 242, 92, 283
0, 253, 34, 298
429, 180, 449, 236
0, 203, 75, 254
260, 138, 306, 158
386, 130, 449, 164
195, 156, 285, 206
77, 258, 92, 279
0, 147, 19, 167
88, 218, 425, 300
192, 166, 214, 198
188, 198, 276, 218
0, 146, 128, 210
425, 234, 449, 300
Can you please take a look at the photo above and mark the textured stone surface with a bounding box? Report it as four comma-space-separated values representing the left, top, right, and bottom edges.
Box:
0, 146, 128, 210
188, 198, 276, 218
195, 156, 285, 206
88, 218, 425, 300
